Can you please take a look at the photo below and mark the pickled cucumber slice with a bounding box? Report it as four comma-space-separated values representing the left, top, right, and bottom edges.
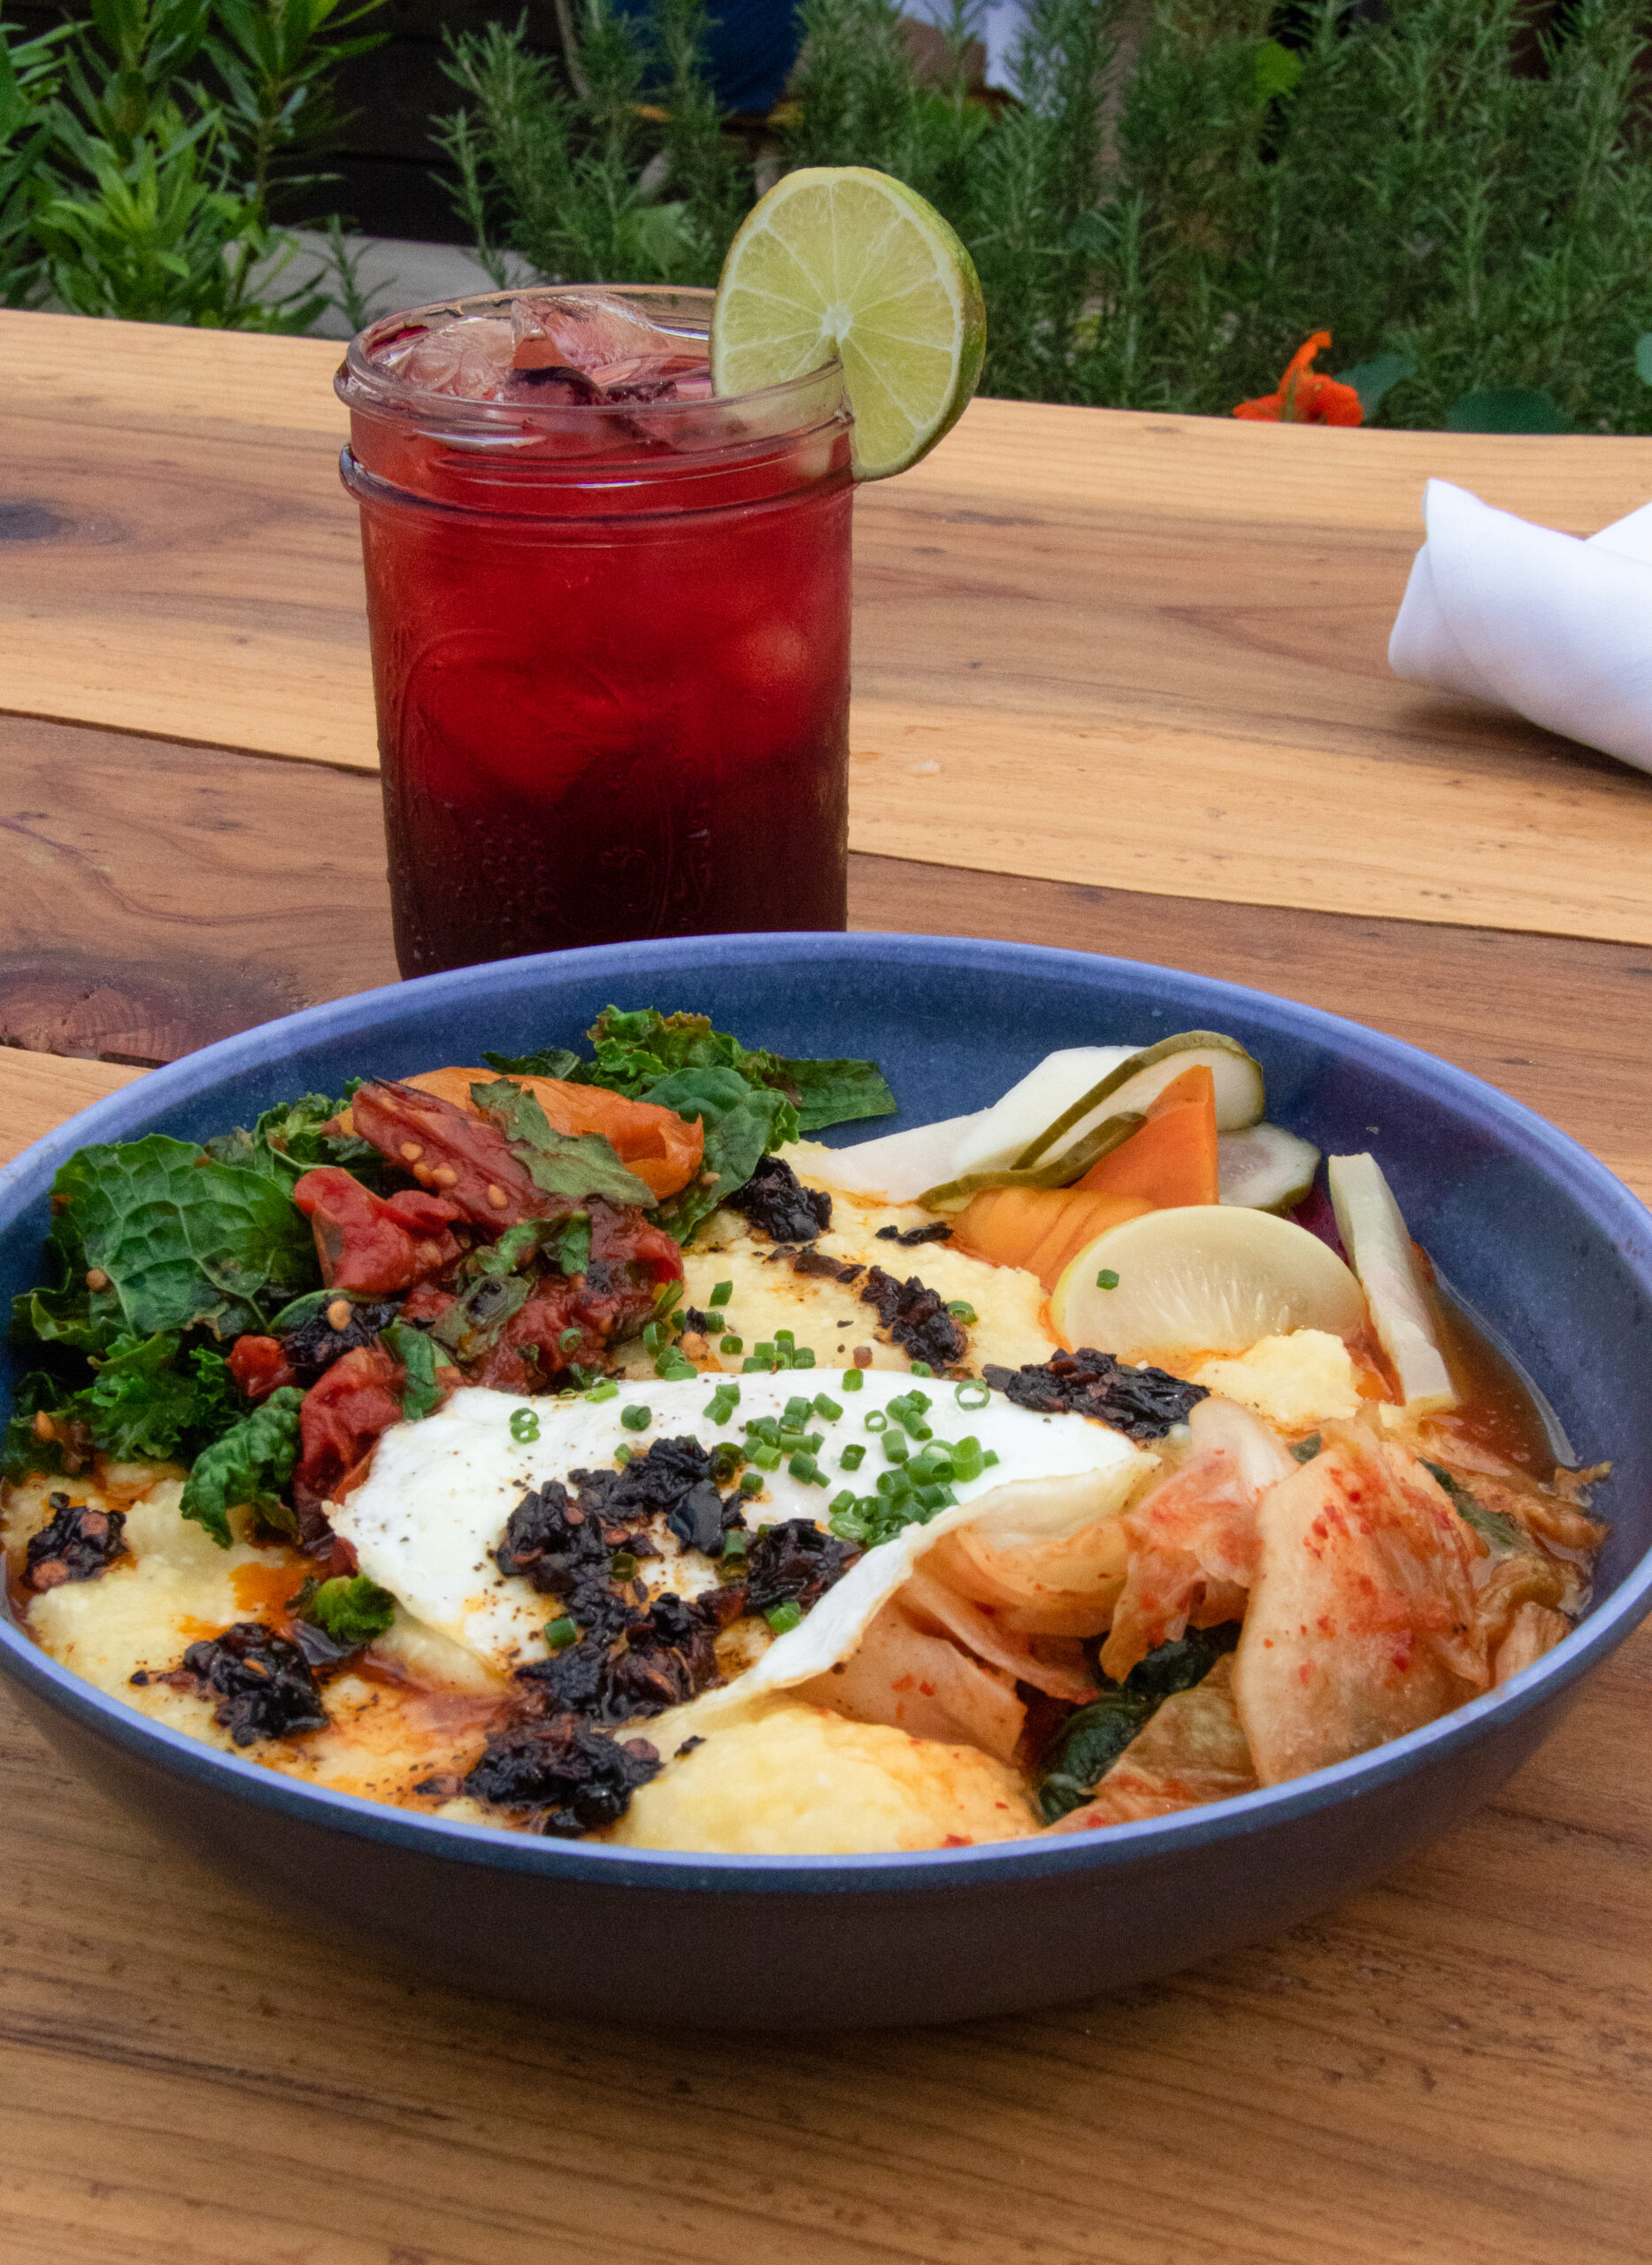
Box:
1016, 1033, 1265, 1171
1218, 1122, 1321, 1212
1326, 1154, 1457, 1415
918, 1110, 1147, 1213
1049, 1204, 1368, 1365
947, 1046, 1136, 1179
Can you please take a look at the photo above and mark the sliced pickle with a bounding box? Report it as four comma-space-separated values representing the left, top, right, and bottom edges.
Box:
918, 1109, 1147, 1213
946, 1045, 1137, 1180
1218, 1122, 1321, 1212
1014, 1032, 1266, 1171
1326, 1153, 1456, 1415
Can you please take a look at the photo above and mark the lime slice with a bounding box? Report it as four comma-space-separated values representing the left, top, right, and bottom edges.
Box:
711, 165, 986, 480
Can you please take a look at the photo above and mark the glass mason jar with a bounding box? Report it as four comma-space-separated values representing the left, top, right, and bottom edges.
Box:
336, 288, 854, 979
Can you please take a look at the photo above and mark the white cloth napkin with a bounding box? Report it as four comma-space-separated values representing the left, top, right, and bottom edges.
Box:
1388, 478, 1652, 772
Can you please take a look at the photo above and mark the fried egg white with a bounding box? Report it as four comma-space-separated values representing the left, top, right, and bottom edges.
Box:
330, 1374, 1156, 1678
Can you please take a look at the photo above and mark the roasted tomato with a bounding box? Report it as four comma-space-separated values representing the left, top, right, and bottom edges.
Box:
350, 1081, 553, 1230
470, 1196, 684, 1391
227, 1334, 296, 1403
293, 1342, 406, 1507
293, 1167, 465, 1295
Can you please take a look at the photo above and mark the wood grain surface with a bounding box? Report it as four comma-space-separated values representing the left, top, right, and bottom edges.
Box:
8, 310, 1652, 941
2, 902, 1649, 2264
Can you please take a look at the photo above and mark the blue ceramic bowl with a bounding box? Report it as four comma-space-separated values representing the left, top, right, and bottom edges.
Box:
4, 933, 1649, 2029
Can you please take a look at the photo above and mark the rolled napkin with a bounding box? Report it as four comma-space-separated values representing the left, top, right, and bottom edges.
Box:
1388, 478, 1652, 772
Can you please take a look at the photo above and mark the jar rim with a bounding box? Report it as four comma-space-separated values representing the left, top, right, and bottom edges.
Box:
338, 283, 844, 437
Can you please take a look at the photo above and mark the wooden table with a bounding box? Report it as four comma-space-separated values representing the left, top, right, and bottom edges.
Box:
3, 309, 1650, 2265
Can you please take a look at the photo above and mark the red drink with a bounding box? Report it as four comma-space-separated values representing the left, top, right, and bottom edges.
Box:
336, 288, 853, 978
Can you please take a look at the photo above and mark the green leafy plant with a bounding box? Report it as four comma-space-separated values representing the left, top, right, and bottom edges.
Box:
439, 0, 1652, 434
3, 0, 385, 326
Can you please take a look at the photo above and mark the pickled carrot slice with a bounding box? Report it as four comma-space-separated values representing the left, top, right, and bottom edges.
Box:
1075, 1063, 1219, 1208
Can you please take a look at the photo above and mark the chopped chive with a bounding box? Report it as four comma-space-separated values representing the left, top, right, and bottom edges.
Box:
882, 1431, 910, 1463
710, 1280, 734, 1307
720, 1526, 749, 1559
543, 1616, 577, 1651
946, 1301, 978, 1324
1096, 1269, 1120, 1289
765, 1601, 803, 1635
720, 1334, 743, 1355
841, 1368, 864, 1392
614, 1443, 634, 1466
611, 1551, 638, 1579
558, 1325, 583, 1351
910, 1362, 933, 1377
812, 1394, 842, 1422
864, 1410, 888, 1432
983, 1448, 1000, 1467
583, 1379, 619, 1402
788, 1451, 818, 1482
509, 1408, 541, 1444
839, 1441, 866, 1471
752, 1444, 783, 1470
829, 1489, 856, 1516
955, 1381, 991, 1410
739, 1470, 765, 1496
642, 1321, 664, 1353
620, 1402, 651, 1432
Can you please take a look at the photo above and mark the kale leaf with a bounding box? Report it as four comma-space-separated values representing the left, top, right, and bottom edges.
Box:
1, 1331, 246, 1478
775, 1056, 897, 1134
639, 1068, 792, 1244
487, 1007, 894, 1137
468, 1079, 654, 1208
1036, 1624, 1241, 1823
382, 1321, 443, 1420
303, 1572, 396, 1646
15, 1134, 319, 1355
179, 1386, 304, 1547
204, 1092, 396, 1193
481, 1045, 584, 1081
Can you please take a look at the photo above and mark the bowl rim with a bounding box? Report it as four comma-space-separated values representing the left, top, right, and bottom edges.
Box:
4, 929, 1648, 1895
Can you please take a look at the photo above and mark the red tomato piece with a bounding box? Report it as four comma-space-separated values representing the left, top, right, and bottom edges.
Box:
350, 1081, 550, 1229
292, 1166, 465, 1294
227, 1334, 296, 1403
294, 1342, 406, 1506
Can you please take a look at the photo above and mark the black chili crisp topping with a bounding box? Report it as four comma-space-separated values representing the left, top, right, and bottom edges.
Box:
462, 1718, 662, 1835
177, 1622, 329, 1747
743, 1518, 862, 1617
791, 1248, 864, 1283
23, 1493, 128, 1591
278, 1296, 402, 1385
494, 1478, 636, 1644
726, 1155, 832, 1243
876, 1221, 953, 1247
857, 1266, 969, 1372
982, 1348, 1208, 1440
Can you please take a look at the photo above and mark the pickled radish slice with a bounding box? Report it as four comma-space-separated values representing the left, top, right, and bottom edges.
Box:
1326, 1154, 1457, 1415
948, 1046, 1135, 1179
1218, 1122, 1321, 1212
795, 1109, 986, 1202
1049, 1204, 1368, 1365
1016, 1032, 1265, 1169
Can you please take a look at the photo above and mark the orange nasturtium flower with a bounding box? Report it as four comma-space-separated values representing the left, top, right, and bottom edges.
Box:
1233, 332, 1364, 426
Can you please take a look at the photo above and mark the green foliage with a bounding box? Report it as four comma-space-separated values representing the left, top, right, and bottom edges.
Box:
1, 0, 385, 326
14, 1132, 319, 1355
442, 0, 1652, 433
467, 1076, 657, 1206
435, 3, 736, 288
301, 1570, 396, 1643
178, 1381, 304, 1544
1, 1332, 243, 1475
